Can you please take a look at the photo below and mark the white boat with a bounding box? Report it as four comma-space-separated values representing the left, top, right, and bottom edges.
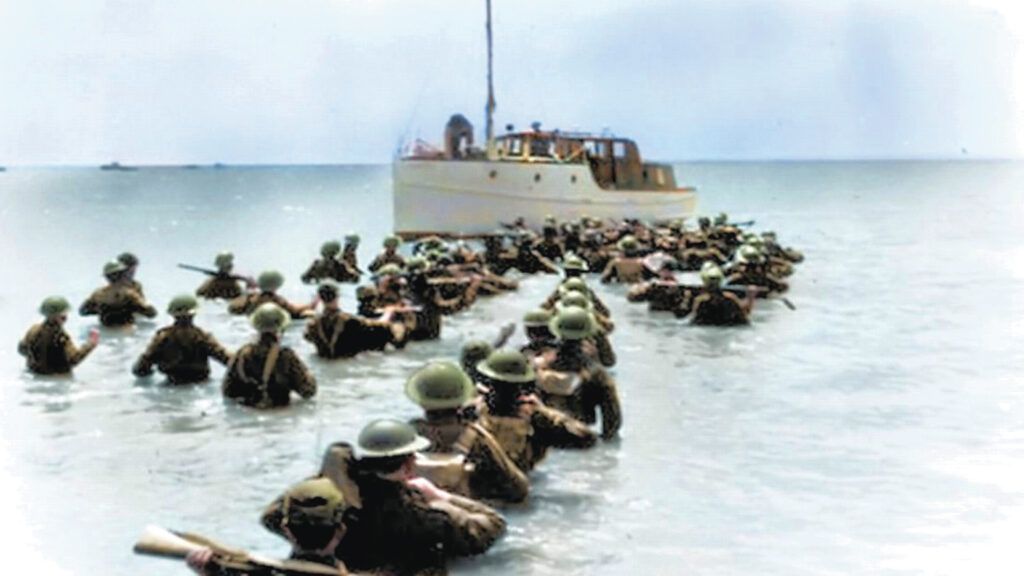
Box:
392, 1, 696, 237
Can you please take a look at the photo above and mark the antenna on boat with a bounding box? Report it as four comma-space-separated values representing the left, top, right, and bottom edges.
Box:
485, 0, 497, 159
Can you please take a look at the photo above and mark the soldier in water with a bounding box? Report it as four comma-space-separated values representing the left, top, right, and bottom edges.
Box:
303, 282, 407, 359
600, 236, 653, 284
80, 260, 158, 327
222, 303, 317, 408
132, 294, 231, 384
406, 361, 530, 503
680, 263, 755, 326
340, 234, 362, 281
228, 270, 315, 319
117, 251, 145, 298
18, 296, 99, 375
367, 236, 405, 272
301, 240, 361, 285
195, 252, 245, 300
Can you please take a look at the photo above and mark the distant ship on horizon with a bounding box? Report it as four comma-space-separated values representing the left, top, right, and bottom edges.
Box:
100, 161, 138, 172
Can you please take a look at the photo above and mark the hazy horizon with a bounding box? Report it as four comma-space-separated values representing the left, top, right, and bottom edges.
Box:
2, 0, 1022, 165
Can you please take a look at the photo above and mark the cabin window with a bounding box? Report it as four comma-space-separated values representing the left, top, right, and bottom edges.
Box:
613, 141, 627, 158
656, 169, 666, 186
507, 139, 523, 157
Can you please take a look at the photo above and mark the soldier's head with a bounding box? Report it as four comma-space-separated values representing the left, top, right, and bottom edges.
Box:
355, 419, 430, 477
714, 212, 729, 226
344, 233, 360, 248
460, 339, 493, 380
669, 219, 684, 234
39, 296, 71, 323
555, 292, 593, 315
117, 252, 139, 278
251, 303, 290, 335
214, 251, 234, 273
382, 235, 401, 253
355, 285, 377, 305
167, 294, 198, 322
617, 235, 639, 257
103, 260, 128, 284
562, 254, 589, 278
700, 264, 725, 289
737, 245, 762, 265
374, 264, 404, 290
698, 216, 711, 230
257, 270, 285, 293
405, 361, 475, 416
522, 308, 554, 343
278, 478, 349, 554
317, 282, 339, 307
477, 349, 535, 412
320, 240, 342, 258
549, 306, 597, 346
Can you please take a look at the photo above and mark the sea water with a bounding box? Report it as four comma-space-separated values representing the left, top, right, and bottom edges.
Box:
0, 161, 1022, 575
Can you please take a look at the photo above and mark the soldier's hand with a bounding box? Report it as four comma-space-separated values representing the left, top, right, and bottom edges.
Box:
185, 548, 214, 575
87, 329, 100, 346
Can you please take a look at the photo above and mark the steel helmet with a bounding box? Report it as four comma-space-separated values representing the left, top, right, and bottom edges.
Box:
251, 302, 290, 332
405, 361, 475, 410
356, 419, 430, 459
476, 349, 536, 384
548, 306, 596, 341
39, 296, 70, 318
257, 270, 285, 292
167, 294, 199, 316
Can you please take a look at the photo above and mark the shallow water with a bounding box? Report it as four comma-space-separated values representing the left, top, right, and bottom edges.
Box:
1, 161, 1022, 575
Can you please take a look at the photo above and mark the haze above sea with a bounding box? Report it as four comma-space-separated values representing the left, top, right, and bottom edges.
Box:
1, 161, 1022, 575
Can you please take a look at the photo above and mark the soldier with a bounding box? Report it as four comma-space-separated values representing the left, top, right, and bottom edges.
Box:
726, 245, 789, 296
519, 308, 556, 360
461, 339, 493, 386
132, 294, 231, 384
367, 236, 405, 272
228, 270, 314, 319
222, 303, 316, 408
600, 236, 653, 284
80, 260, 158, 326
118, 251, 145, 297
475, 350, 597, 472
627, 261, 689, 312
196, 252, 245, 300
301, 241, 340, 284
340, 234, 362, 281
354, 285, 380, 319
509, 233, 560, 274
543, 276, 612, 319
681, 264, 754, 326
321, 420, 507, 574
187, 477, 352, 575
303, 282, 407, 359
18, 296, 99, 375
535, 223, 564, 261
537, 307, 622, 439
481, 232, 516, 275
406, 362, 530, 503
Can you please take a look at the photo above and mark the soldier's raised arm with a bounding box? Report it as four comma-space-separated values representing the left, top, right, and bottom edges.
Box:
531, 402, 597, 449
132, 331, 164, 377
202, 330, 232, 366
281, 349, 317, 399
79, 291, 100, 316
462, 424, 530, 503
600, 260, 617, 284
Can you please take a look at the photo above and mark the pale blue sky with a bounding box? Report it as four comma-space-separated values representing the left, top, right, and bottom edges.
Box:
0, 0, 1020, 164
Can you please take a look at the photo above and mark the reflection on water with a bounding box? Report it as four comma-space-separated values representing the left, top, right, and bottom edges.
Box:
1, 162, 1024, 575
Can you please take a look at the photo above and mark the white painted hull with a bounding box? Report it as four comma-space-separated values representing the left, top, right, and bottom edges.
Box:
393, 159, 697, 234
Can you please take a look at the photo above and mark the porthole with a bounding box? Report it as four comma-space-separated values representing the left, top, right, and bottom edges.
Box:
534, 173, 542, 183
489, 170, 498, 179
570, 175, 578, 184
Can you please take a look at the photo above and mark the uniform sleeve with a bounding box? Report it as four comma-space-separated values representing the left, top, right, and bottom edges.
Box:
203, 331, 232, 366
79, 292, 100, 316
426, 494, 507, 558
17, 328, 32, 357
132, 332, 163, 376
227, 295, 249, 315
532, 404, 597, 449
282, 349, 317, 399
299, 261, 318, 284
466, 426, 530, 503
600, 260, 617, 283
259, 493, 287, 538
592, 332, 617, 368
368, 254, 385, 272
128, 291, 158, 318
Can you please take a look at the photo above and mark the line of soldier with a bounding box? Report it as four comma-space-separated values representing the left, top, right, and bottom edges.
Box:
182, 261, 624, 575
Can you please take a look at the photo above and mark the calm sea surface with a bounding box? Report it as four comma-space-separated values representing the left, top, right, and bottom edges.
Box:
1, 161, 1022, 575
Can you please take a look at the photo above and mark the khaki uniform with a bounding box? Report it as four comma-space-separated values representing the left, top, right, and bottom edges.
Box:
537, 367, 622, 440
511, 249, 559, 274
727, 264, 788, 295
368, 251, 405, 273
79, 285, 157, 326
303, 308, 399, 358
133, 323, 231, 384
222, 334, 316, 408
300, 258, 360, 284
688, 290, 750, 326
18, 320, 96, 375
478, 402, 596, 472
627, 281, 689, 312
411, 415, 530, 503
196, 273, 244, 300
228, 292, 308, 319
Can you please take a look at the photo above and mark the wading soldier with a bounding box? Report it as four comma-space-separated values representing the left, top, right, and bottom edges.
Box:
406, 361, 530, 503
133, 294, 231, 384
600, 236, 652, 284
222, 303, 317, 408
118, 251, 145, 297
80, 260, 158, 326
195, 252, 245, 300
682, 264, 754, 326
367, 236, 405, 272
18, 296, 99, 375
303, 282, 407, 359
228, 270, 314, 319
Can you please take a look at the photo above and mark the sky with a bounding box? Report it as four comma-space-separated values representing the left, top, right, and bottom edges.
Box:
0, 0, 1021, 164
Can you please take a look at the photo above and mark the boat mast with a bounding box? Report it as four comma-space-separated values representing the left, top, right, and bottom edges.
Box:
485, 0, 496, 159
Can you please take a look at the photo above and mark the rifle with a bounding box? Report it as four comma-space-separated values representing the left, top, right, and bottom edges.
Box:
729, 220, 756, 228
178, 264, 257, 288
132, 525, 341, 575
719, 284, 796, 310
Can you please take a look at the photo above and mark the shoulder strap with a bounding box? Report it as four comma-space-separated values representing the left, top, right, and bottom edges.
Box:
261, 344, 282, 386
327, 315, 348, 351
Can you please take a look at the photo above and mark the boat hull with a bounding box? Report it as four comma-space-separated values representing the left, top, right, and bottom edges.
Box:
393, 159, 697, 235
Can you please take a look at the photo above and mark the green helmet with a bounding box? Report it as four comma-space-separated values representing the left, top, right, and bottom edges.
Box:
420, 235, 446, 251
344, 234, 360, 246
558, 277, 589, 296
257, 270, 285, 292
460, 340, 493, 371
383, 235, 401, 249
562, 254, 589, 273
556, 291, 593, 312
251, 302, 290, 333
376, 263, 403, 277
103, 260, 127, 278
117, 252, 139, 267
320, 240, 342, 257
549, 306, 596, 340
476, 349, 536, 384
745, 235, 764, 249
738, 245, 761, 263
356, 285, 378, 300
700, 264, 725, 287
405, 256, 428, 272
39, 296, 70, 318
167, 294, 199, 316
282, 478, 347, 527
405, 361, 475, 410
714, 212, 728, 226
698, 216, 711, 228
617, 235, 639, 253
700, 260, 719, 274
523, 308, 553, 328
318, 281, 339, 302
669, 219, 684, 232
356, 419, 430, 459
214, 251, 234, 270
